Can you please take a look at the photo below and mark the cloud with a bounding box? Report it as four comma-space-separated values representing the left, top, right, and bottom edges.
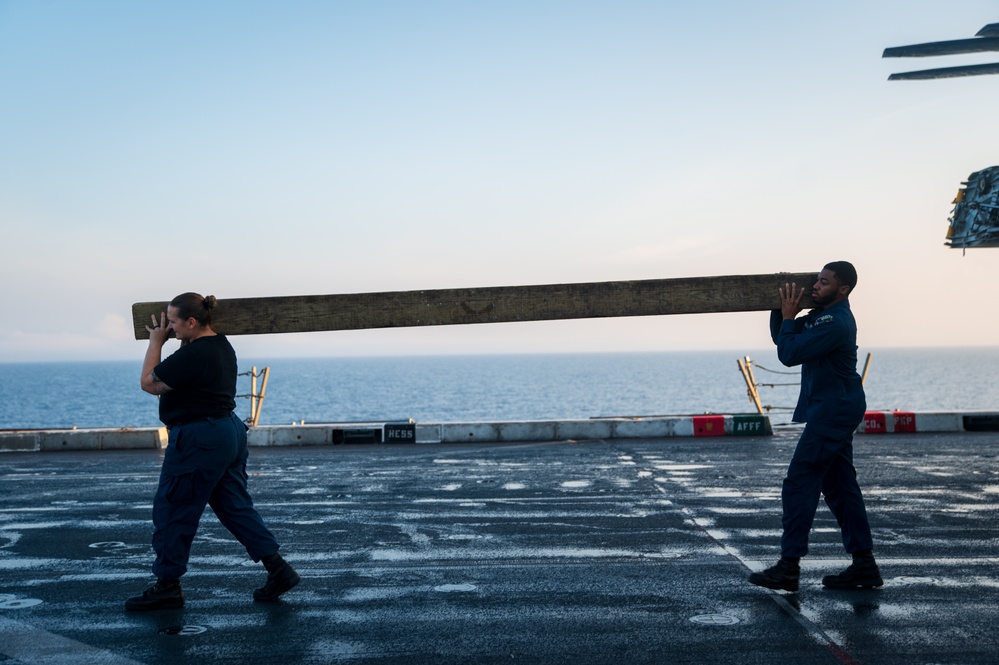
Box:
607, 235, 724, 267
0, 314, 137, 362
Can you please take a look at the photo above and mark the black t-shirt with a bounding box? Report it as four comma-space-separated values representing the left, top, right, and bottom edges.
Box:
154, 334, 238, 428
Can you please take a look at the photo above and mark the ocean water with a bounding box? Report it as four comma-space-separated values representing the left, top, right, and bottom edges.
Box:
0, 348, 997, 430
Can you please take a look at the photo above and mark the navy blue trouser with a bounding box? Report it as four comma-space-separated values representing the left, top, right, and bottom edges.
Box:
152, 412, 280, 580
780, 424, 874, 558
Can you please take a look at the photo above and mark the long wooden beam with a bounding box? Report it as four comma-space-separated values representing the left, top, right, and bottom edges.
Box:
131, 272, 818, 339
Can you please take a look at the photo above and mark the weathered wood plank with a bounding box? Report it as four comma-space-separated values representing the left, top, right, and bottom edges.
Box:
131, 272, 818, 339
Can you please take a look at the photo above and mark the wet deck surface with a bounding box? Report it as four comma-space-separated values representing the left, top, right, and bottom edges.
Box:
2, 431, 998, 664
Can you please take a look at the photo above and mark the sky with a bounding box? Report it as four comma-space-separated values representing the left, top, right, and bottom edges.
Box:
1, 0, 998, 363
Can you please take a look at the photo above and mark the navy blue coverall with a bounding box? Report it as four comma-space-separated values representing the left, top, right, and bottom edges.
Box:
770, 300, 874, 558
151, 335, 280, 580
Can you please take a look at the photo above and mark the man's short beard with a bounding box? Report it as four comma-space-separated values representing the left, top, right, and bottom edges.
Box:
812, 292, 833, 306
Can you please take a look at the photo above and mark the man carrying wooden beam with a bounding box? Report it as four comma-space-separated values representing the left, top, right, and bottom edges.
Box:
749, 261, 882, 593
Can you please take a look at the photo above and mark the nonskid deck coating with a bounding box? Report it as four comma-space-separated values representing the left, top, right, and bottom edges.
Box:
1, 431, 999, 664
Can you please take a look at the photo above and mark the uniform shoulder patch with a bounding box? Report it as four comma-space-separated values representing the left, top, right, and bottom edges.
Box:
813, 314, 834, 326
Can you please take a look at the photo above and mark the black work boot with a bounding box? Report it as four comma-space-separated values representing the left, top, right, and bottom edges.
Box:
125, 578, 184, 611
253, 553, 301, 602
822, 551, 884, 589
749, 556, 800, 592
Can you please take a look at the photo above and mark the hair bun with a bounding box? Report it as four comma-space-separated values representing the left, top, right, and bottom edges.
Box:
203, 295, 217, 310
